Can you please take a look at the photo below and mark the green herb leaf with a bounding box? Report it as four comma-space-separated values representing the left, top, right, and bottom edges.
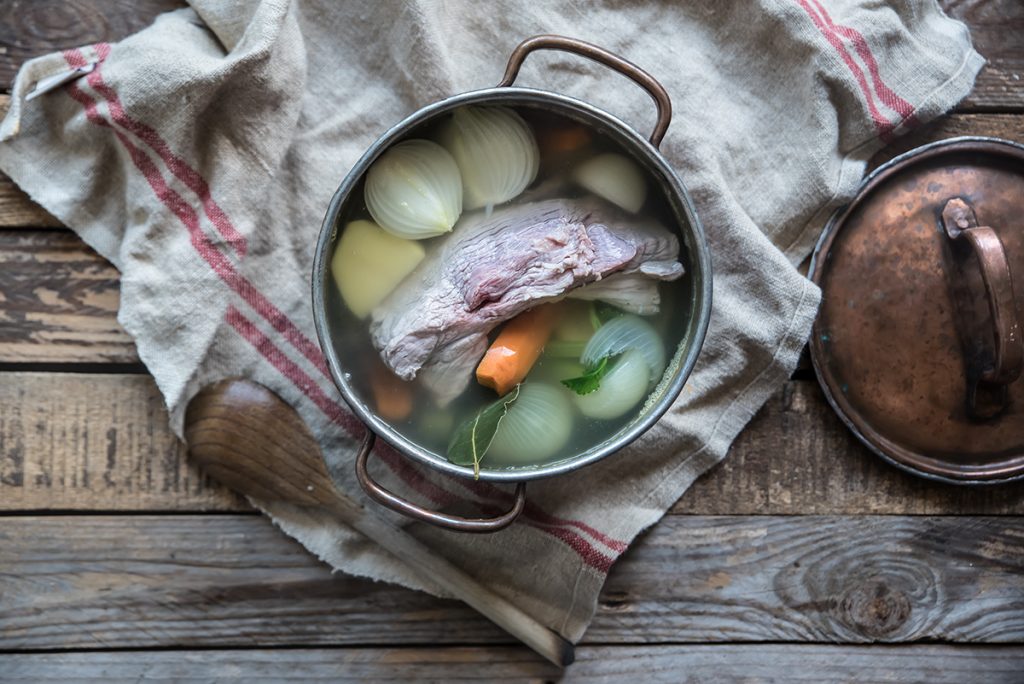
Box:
447, 385, 521, 479
561, 355, 612, 395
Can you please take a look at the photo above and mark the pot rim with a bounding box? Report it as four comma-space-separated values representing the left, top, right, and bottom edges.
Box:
312, 85, 713, 482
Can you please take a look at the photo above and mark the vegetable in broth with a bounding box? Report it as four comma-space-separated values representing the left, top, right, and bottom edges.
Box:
331, 104, 688, 475
365, 139, 463, 239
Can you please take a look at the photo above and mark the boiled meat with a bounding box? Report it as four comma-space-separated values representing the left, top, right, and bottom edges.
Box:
370, 196, 684, 403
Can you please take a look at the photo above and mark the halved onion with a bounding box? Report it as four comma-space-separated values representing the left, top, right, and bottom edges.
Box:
365, 139, 463, 240
487, 383, 573, 465
581, 314, 665, 386
573, 348, 650, 419
440, 106, 539, 211
572, 153, 647, 213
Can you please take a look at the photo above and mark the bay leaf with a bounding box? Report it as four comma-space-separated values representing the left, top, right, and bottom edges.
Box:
447, 385, 521, 478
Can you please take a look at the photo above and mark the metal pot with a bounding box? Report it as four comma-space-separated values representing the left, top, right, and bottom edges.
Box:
312, 35, 712, 531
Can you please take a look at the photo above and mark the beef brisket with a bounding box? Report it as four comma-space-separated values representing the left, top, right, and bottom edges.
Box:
369, 196, 684, 403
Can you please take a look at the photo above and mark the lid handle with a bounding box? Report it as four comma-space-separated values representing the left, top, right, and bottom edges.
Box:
941, 198, 1022, 417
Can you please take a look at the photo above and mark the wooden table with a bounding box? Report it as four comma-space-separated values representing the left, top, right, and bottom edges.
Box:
2, 2, 1023, 681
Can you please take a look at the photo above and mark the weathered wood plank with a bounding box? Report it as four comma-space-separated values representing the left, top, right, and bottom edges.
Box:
943, 0, 1024, 112
1, 515, 1021, 649
0, 96, 62, 228
596, 515, 1024, 644
0, 179, 60, 228
871, 112, 1024, 170
0, 0, 186, 92
0, 231, 136, 363
4, 645, 1023, 683
3, 372, 1024, 514
678, 380, 1024, 514
0, 373, 243, 511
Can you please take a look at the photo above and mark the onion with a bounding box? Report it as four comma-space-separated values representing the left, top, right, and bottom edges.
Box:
572, 153, 647, 213
487, 383, 573, 465
365, 139, 463, 240
581, 314, 665, 386
573, 348, 650, 419
440, 106, 539, 212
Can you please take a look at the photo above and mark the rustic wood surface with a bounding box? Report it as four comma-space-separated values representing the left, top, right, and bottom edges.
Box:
5, 372, 1024, 515
941, 0, 1024, 113
4, 645, 1024, 683
2, 0, 1024, 680
0, 0, 186, 91
2, 515, 1022, 650
0, 231, 137, 364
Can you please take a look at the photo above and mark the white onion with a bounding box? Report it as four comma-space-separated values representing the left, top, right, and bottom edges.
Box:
581, 314, 665, 386
440, 106, 539, 211
573, 153, 647, 213
573, 348, 651, 419
365, 139, 463, 240
487, 383, 573, 465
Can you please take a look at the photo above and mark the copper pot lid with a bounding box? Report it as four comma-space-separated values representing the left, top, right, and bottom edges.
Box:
809, 137, 1024, 484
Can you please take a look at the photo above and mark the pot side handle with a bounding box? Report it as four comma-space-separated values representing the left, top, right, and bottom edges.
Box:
498, 34, 672, 149
355, 429, 527, 533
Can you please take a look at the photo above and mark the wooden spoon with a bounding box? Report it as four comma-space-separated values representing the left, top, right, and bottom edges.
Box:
185, 378, 573, 667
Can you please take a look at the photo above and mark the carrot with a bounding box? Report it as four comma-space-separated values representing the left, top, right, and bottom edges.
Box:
370, 357, 413, 421
476, 303, 561, 396
539, 125, 592, 155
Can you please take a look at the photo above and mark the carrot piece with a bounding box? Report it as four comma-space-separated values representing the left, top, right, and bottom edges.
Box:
476, 304, 561, 396
370, 357, 413, 421
539, 125, 592, 155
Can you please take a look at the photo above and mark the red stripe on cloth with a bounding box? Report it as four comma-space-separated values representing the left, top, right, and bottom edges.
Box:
457, 478, 628, 553
807, 0, 921, 129
525, 504, 628, 554
374, 449, 617, 570
64, 57, 619, 571
63, 67, 112, 128
527, 521, 616, 573
795, 0, 895, 143
62, 49, 90, 69
68, 45, 248, 259
64, 61, 331, 380
226, 306, 356, 426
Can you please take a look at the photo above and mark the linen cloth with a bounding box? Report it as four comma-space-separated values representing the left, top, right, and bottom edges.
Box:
0, 0, 982, 642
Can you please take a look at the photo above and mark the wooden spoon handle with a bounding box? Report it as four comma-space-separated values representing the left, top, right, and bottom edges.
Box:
333, 430, 574, 667
185, 379, 574, 667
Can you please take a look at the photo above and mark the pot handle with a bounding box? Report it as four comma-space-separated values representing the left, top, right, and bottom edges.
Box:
941, 198, 1023, 418
355, 429, 526, 533
498, 34, 672, 149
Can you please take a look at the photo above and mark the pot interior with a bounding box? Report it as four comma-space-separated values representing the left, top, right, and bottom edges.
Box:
313, 88, 711, 482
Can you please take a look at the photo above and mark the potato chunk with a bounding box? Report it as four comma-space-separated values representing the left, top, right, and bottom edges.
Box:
331, 220, 425, 319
